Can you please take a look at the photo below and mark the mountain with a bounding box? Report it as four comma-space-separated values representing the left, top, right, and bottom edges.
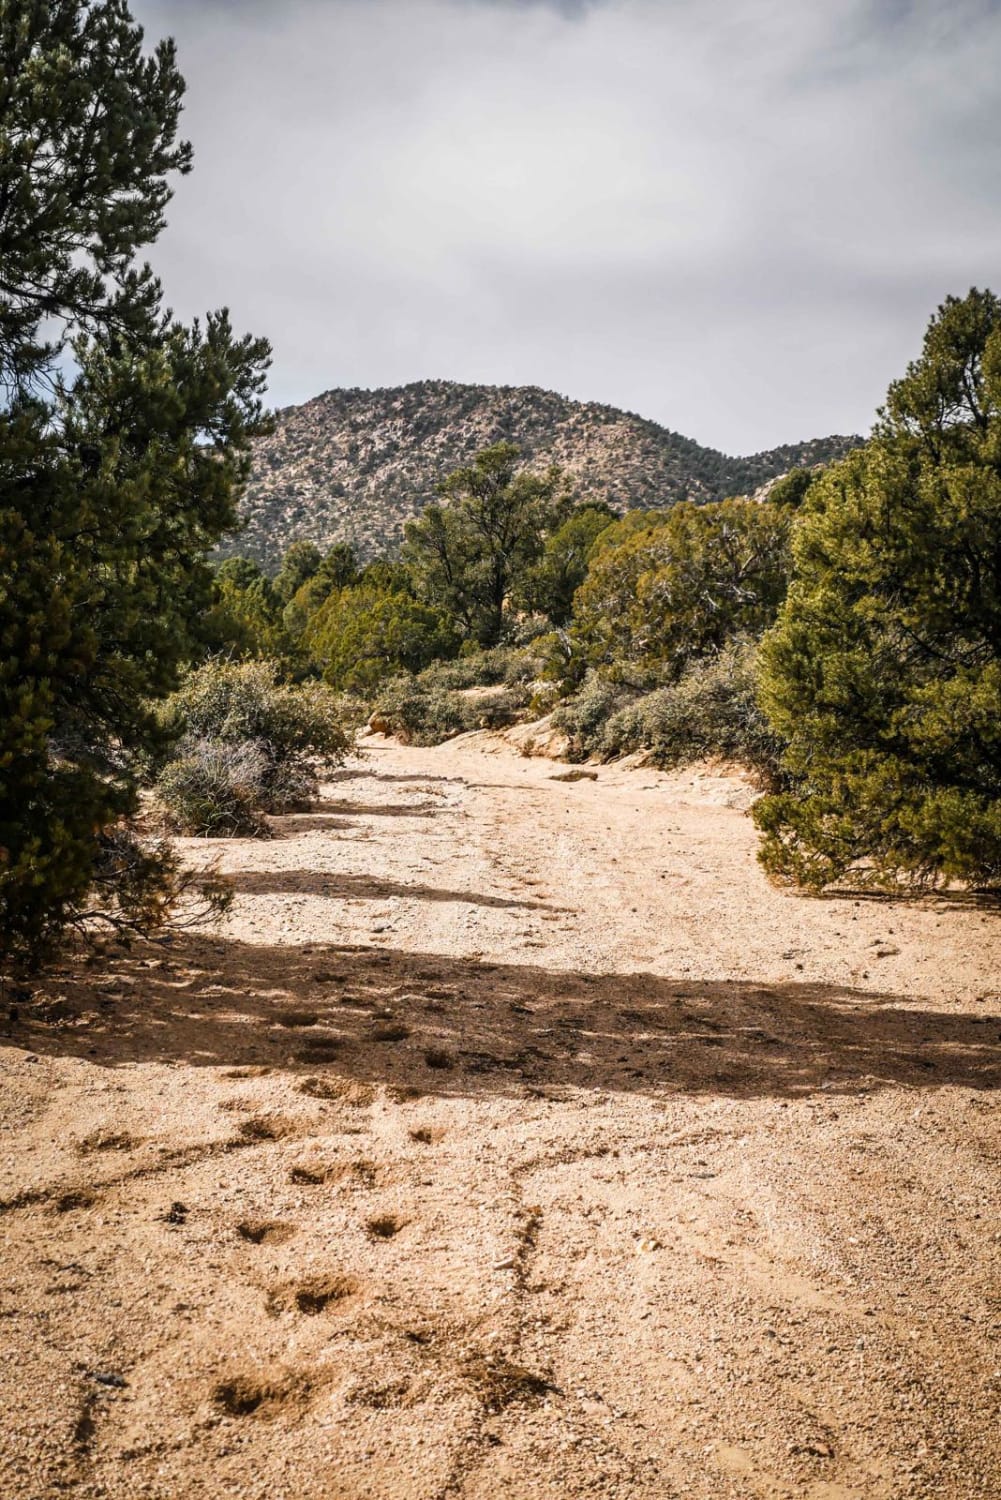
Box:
228, 379, 864, 569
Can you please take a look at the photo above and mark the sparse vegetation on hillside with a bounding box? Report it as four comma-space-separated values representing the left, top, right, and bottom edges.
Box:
228, 379, 863, 569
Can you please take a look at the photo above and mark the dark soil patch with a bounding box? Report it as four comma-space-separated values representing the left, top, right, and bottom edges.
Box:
371, 1022, 411, 1043
76, 1131, 138, 1154
53, 1189, 98, 1213
237, 1115, 293, 1142
212, 1375, 286, 1416
465, 1355, 557, 1412
366, 1213, 406, 1240
292, 1275, 359, 1315
236, 1219, 295, 1246
289, 1163, 329, 1186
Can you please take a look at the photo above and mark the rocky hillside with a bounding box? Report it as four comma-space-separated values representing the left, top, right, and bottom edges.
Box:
228, 380, 863, 568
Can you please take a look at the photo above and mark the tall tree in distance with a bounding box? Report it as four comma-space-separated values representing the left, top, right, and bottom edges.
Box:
402, 442, 571, 647
513, 501, 617, 627
755, 289, 1001, 891
273, 540, 323, 606
0, 0, 270, 966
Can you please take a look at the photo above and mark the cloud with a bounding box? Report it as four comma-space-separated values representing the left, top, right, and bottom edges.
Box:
134, 0, 1001, 451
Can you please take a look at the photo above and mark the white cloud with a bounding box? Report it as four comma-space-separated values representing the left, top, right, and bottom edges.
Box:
136, 0, 1001, 450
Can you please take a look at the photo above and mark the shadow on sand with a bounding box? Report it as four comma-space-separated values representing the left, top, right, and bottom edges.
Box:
225, 869, 563, 912
13, 933, 1000, 1102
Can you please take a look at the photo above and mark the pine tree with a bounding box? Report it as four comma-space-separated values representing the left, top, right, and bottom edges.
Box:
754, 290, 1001, 891
402, 443, 570, 647
0, 1, 270, 966
569, 498, 790, 688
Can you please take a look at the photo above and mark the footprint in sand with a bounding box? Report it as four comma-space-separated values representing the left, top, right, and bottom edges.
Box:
235, 1219, 296, 1246
366, 1212, 407, 1240
269, 1274, 360, 1316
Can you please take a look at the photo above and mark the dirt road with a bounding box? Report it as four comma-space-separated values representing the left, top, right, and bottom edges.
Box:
2, 734, 1000, 1499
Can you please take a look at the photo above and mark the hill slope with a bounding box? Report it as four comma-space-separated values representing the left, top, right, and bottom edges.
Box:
231, 379, 863, 567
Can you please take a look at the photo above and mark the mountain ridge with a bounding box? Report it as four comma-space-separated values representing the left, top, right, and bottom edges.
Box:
230, 378, 864, 568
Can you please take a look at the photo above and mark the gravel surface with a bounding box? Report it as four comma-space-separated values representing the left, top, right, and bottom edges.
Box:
2, 734, 999, 1499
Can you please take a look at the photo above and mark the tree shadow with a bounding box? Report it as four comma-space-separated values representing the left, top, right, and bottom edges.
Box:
326, 768, 464, 787
818, 886, 1001, 911
14, 935, 1000, 1102
266, 812, 358, 836
225, 870, 562, 912
308, 800, 439, 819
264, 799, 444, 836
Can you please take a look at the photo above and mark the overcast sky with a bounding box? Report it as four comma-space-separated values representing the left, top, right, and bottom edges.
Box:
134, 0, 1001, 453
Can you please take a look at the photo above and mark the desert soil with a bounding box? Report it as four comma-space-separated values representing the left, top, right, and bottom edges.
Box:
2, 731, 1000, 1500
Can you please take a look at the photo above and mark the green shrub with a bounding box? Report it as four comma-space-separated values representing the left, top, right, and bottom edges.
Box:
427, 644, 546, 691
367, 644, 544, 746
600, 640, 782, 777
204, 570, 291, 662
372, 675, 530, 746
154, 661, 348, 834
755, 289, 1001, 892
372, 678, 473, 746
551, 675, 636, 761
303, 583, 460, 693
474, 689, 526, 729
551, 643, 782, 775
568, 498, 790, 688
158, 659, 347, 763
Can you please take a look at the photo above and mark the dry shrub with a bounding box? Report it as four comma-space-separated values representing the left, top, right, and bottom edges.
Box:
154, 659, 348, 835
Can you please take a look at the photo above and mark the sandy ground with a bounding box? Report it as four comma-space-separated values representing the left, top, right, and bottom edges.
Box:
2, 732, 1000, 1500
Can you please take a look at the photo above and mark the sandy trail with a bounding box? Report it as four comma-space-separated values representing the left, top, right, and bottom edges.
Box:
2, 733, 1000, 1500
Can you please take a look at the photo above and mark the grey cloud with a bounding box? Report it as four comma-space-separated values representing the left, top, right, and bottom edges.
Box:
135, 0, 1001, 451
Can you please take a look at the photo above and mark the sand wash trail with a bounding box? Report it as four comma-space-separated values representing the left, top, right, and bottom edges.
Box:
2, 733, 1000, 1500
